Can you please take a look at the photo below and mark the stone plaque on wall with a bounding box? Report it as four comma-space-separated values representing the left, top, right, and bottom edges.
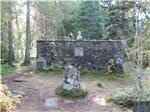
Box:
74, 47, 83, 57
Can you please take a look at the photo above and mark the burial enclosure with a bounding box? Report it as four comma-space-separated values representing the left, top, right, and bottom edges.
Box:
36, 40, 123, 71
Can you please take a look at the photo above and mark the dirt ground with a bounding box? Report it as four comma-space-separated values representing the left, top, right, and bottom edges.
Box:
2, 65, 150, 112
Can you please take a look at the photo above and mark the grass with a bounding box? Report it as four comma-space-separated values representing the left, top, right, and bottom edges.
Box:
80, 68, 130, 81
34, 68, 63, 77
34, 68, 130, 81
1, 64, 16, 76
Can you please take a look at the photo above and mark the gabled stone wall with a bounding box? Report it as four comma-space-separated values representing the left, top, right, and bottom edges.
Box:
37, 40, 124, 71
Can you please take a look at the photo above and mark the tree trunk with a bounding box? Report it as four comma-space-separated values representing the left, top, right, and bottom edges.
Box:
15, 9, 23, 60
8, 1, 14, 66
148, 57, 150, 67
44, 18, 48, 40
24, 0, 31, 65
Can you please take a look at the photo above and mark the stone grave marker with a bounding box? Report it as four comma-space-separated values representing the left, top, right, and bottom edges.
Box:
63, 64, 80, 90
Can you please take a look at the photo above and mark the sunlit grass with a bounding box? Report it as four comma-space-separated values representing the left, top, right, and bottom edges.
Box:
34, 68, 130, 81
80, 68, 130, 81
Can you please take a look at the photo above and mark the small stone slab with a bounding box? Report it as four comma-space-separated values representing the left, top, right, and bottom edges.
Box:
64, 99, 73, 104
11, 90, 26, 97
44, 97, 58, 108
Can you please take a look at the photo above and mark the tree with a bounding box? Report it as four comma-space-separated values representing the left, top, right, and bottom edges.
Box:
7, 1, 14, 66
13, 2, 24, 61
122, 1, 150, 91
78, 1, 102, 39
59, 1, 103, 40
24, 0, 31, 65
1, 2, 9, 63
101, 1, 136, 40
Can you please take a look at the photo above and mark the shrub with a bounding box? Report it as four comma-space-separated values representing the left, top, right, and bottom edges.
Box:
106, 84, 150, 108
55, 85, 88, 99
43, 64, 62, 72
0, 84, 20, 112
106, 58, 116, 74
106, 90, 135, 108
52, 64, 62, 71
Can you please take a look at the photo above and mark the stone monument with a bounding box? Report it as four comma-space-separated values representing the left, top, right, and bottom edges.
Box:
63, 64, 80, 90
77, 31, 82, 40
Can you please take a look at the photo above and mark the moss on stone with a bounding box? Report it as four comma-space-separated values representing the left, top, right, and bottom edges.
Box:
55, 85, 88, 99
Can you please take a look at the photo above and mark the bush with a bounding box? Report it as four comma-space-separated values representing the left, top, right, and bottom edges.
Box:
107, 90, 135, 108
55, 85, 88, 99
106, 58, 116, 74
0, 84, 20, 112
106, 84, 150, 108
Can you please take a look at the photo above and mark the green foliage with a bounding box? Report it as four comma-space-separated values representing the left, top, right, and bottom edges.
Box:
107, 90, 135, 108
102, 1, 136, 40
106, 58, 116, 74
58, 1, 104, 39
106, 83, 150, 108
52, 64, 62, 71
77, 1, 102, 39
58, 1, 139, 40
1, 64, 16, 76
55, 84, 88, 99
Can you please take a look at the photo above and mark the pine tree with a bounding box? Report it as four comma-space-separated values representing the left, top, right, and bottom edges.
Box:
77, 1, 102, 39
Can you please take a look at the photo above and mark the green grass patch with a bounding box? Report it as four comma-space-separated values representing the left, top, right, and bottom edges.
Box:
34, 68, 130, 81
1, 64, 16, 76
34, 69, 63, 76
80, 69, 130, 81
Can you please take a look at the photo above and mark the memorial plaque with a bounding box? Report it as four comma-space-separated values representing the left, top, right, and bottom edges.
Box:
74, 47, 83, 57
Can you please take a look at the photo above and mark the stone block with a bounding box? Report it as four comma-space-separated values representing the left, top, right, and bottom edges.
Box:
36, 57, 46, 71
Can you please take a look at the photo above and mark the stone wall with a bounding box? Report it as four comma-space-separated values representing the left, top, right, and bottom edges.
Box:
37, 40, 124, 70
